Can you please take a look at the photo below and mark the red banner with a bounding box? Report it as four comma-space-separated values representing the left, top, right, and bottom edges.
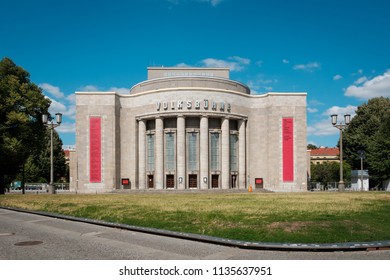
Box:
282, 118, 294, 182
89, 117, 102, 183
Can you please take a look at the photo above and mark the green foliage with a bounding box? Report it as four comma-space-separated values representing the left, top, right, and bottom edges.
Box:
39, 129, 68, 183
310, 161, 351, 184
0, 57, 66, 193
343, 97, 390, 188
367, 113, 390, 182
307, 144, 318, 149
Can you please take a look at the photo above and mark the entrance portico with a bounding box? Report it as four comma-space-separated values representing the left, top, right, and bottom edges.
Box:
137, 112, 247, 190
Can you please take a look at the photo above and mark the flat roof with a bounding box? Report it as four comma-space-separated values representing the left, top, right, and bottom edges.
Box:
147, 67, 230, 80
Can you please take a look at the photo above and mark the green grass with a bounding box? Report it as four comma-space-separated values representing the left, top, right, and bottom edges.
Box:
1, 192, 390, 243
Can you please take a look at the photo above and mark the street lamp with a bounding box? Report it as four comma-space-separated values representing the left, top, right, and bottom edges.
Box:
331, 113, 350, 191
42, 112, 62, 194
358, 150, 365, 191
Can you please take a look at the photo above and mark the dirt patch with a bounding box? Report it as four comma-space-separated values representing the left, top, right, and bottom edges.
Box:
267, 221, 332, 233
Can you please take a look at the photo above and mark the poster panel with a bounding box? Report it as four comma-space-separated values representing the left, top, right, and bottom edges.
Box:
90, 117, 102, 183
283, 118, 294, 182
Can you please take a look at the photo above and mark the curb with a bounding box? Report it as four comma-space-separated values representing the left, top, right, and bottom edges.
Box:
1, 206, 390, 252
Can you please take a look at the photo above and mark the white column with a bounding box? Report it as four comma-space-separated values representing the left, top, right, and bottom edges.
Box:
200, 116, 209, 189
238, 119, 246, 189
155, 117, 164, 189
177, 116, 186, 189
221, 117, 230, 189
138, 119, 146, 189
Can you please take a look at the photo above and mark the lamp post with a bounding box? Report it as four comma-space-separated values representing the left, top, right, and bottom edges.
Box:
331, 113, 351, 192
358, 150, 365, 191
42, 113, 62, 194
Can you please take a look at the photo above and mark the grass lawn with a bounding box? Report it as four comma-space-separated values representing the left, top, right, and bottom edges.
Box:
1, 192, 390, 243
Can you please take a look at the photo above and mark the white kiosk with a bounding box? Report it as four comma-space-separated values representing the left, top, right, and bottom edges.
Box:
351, 170, 369, 191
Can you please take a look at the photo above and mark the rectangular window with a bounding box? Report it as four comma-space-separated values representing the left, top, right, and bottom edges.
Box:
165, 133, 175, 171
210, 133, 220, 171
147, 134, 155, 172
187, 132, 198, 171
230, 134, 238, 172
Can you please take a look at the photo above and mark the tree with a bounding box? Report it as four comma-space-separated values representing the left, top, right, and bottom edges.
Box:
343, 97, 390, 188
310, 161, 351, 185
0, 57, 50, 194
19, 128, 68, 183
38, 128, 68, 183
307, 144, 318, 150
366, 112, 390, 186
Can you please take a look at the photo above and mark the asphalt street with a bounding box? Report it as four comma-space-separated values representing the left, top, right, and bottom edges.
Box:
1, 208, 389, 260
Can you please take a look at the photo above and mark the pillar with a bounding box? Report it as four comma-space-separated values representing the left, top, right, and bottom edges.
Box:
200, 116, 209, 189
221, 117, 230, 189
177, 116, 186, 189
238, 119, 246, 189
138, 119, 146, 189
155, 117, 164, 189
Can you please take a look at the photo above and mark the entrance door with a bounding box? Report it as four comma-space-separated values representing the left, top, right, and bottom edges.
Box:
231, 175, 237, 189
147, 175, 154, 189
166, 175, 174, 189
189, 175, 197, 189
212, 175, 219, 188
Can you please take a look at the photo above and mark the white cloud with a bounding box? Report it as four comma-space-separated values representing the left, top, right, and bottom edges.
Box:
56, 122, 76, 133
324, 105, 357, 117
307, 105, 357, 137
63, 105, 76, 120
228, 56, 250, 65
201, 56, 251, 71
79, 85, 129, 94
66, 94, 76, 103
293, 62, 321, 72
308, 99, 325, 106
246, 77, 278, 95
108, 87, 129, 94
45, 96, 76, 120
46, 96, 67, 114
201, 58, 239, 70
79, 85, 100, 92
333, 75, 343, 81
354, 76, 368, 85
307, 108, 318, 113
345, 70, 390, 100
282, 59, 289, 64
175, 56, 251, 72
246, 81, 260, 94
175, 62, 192, 67
40, 84, 77, 139
307, 118, 337, 136
39, 83, 65, 99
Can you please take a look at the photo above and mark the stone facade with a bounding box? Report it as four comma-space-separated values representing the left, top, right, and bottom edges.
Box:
72, 67, 307, 193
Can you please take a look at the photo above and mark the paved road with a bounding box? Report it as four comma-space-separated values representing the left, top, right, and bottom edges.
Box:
1, 208, 389, 260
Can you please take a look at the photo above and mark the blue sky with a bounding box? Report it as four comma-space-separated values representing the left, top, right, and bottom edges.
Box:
1, 0, 389, 148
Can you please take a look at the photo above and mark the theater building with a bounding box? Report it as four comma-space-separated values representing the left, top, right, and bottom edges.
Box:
71, 67, 307, 193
